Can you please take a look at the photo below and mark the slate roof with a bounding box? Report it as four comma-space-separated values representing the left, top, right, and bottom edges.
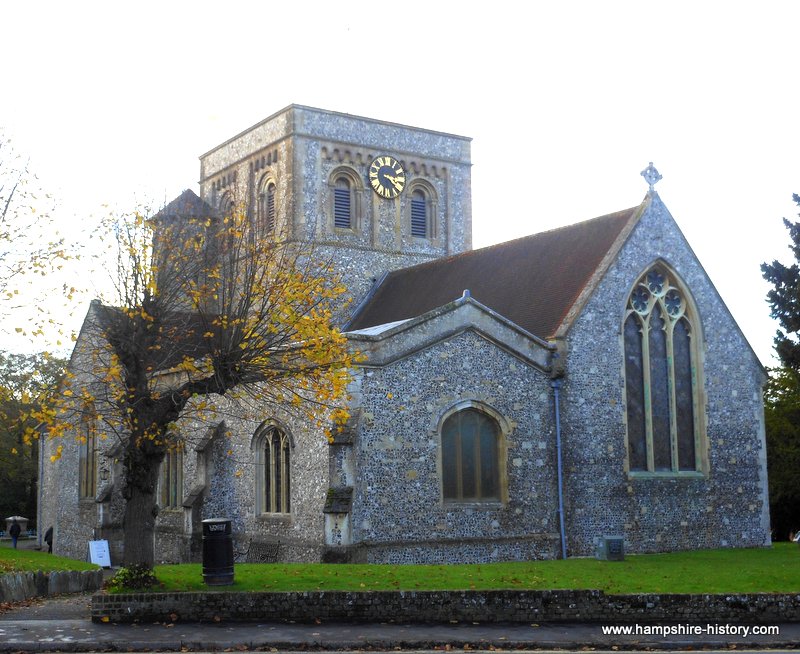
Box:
347, 202, 645, 340
155, 189, 216, 220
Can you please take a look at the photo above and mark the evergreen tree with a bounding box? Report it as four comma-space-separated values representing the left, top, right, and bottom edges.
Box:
762, 193, 800, 539
762, 194, 800, 371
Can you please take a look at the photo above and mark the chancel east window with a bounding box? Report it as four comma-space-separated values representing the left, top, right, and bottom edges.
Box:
441, 408, 501, 502
256, 423, 291, 514
624, 266, 702, 474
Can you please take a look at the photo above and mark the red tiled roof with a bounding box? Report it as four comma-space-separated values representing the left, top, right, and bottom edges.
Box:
347, 204, 643, 339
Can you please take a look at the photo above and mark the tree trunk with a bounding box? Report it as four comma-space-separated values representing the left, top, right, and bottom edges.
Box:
122, 447, 163, 567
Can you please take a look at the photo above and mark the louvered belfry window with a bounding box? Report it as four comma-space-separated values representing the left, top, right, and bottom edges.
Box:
265, 183, 276, 233
333, 178, 352, 229
410, 190, 427, 237
624, 266, 700, 474
258, 181, 277, 233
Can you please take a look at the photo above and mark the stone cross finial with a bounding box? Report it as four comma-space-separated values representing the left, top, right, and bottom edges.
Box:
640, 162, 662, 191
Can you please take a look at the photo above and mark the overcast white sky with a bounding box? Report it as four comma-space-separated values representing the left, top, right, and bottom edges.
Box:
2, 1, 798, 365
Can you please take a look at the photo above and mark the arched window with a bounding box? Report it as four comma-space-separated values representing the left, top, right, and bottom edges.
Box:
329, 168, 362, 232
255, 423, 291, 514
624, 265, 701, 474
219, 192, 234, 218
159, 447, 183, 509
407, 182, 437, 239
78, 413, 97, 499
257, 180, 277, 233
441, 408, 502, 502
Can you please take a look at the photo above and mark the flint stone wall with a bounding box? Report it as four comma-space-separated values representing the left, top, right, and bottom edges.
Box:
347, 325, 559, 564
92, 589, 800, 624
561, 195, 770, 556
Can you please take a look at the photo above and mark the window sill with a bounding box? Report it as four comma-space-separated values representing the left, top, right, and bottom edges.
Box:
257, 513, 292, 522
443, 500, 505, 510
627, 471, 706, 480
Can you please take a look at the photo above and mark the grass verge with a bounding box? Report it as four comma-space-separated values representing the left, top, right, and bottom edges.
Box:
0, 542, 100, 573
131, 543, 800, 595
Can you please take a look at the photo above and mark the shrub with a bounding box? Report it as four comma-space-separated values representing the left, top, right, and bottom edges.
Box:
104, 563, 161, 591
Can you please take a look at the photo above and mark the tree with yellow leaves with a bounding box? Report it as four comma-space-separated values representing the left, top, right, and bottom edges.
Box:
46, 191, 355, 568
0, 131, 68, 330
0, 351, 66, 522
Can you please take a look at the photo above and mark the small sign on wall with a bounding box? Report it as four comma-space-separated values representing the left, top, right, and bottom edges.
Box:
88, 540, 112, 567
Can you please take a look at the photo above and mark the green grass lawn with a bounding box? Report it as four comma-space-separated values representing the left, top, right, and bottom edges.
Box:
146, 543, 800, 595
0, 541, 100, 573
5, 541, 798, 595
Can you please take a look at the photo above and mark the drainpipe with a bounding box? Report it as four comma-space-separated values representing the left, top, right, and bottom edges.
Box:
551, 378, 567, 559
37, 425, 44, 548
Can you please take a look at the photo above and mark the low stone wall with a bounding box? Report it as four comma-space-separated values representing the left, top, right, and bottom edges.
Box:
0, 570, 104, 603
92, 589, 800, 624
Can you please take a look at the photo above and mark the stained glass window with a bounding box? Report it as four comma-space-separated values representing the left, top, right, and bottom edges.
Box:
78, 413, 97, 499
623, 266, 701, 474
442, 408, 500, 502
159, 447, 183, 509
256, 424, 291, 514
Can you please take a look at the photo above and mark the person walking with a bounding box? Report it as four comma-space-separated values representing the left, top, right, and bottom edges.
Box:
44, 526, 53, 553
9, 518, 21, 549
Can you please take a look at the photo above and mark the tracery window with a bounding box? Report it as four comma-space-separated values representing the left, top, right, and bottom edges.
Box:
624, 266, 701, 474
159, 447, 183, 509
441, 408, 501, 502
255, 423, 291, 514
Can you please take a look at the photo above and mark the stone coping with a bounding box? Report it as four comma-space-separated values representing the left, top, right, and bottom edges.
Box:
92, 588, 800, 624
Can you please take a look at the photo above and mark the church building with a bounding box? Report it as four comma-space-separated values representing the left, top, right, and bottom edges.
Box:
39, 105, 770, 564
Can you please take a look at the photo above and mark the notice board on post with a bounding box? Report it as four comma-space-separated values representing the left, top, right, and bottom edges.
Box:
88, 540, 112, 567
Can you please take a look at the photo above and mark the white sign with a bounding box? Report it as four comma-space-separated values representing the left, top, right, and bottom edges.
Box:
88, 540, 111, 567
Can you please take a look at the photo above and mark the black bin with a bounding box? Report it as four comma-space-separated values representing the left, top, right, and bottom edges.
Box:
202, 518, 234, 585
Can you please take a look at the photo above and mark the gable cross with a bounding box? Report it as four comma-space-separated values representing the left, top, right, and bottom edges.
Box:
640, 162, 662, 191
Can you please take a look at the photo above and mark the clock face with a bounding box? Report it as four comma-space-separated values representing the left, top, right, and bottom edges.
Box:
369, 155, 406, 199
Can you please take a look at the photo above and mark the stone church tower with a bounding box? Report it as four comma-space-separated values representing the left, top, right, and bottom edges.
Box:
197, 105, 473, 310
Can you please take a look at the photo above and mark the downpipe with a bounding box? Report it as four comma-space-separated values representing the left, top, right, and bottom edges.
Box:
551, 378, 568, 559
